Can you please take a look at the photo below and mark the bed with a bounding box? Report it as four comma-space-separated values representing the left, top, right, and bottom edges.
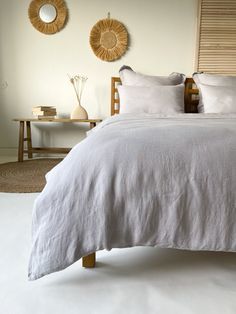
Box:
28, 73, 236, 280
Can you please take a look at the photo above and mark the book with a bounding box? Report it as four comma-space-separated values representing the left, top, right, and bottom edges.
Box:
32, 106, 56, 114
32, 110, 56, 116
32, 106, 55, 111
37, 116, 56, 120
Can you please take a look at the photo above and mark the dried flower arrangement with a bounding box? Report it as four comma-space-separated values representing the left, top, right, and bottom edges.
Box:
68, 74, 88, 106
68, 74, 88, 119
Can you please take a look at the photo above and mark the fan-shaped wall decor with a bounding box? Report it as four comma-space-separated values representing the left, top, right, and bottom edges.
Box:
28, 0, 68, 35
90, 17, 128, 62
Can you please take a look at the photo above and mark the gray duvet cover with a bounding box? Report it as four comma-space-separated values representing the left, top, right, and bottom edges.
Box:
28, 114, 236, 280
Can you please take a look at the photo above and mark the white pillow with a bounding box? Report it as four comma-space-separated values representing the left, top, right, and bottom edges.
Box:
198, 83, 236, 114
193, 73, 236, 112
118, 84, 185, 114
120, 68, 185, 86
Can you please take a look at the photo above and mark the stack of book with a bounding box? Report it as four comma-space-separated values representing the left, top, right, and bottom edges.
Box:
32, 106, 57, 119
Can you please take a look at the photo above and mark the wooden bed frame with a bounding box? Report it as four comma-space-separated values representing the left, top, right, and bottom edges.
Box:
82, 76, 199, 268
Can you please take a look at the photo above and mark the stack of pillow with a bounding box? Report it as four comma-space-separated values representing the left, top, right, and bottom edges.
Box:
118, 66, 186, 114
118, 66, 236, 114
193, 73, 236, 113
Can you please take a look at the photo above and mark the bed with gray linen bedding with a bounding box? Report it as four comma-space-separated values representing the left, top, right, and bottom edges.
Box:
28, 113, 236, 280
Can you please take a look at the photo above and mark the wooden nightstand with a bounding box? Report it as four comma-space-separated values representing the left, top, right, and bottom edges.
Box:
13, 118, 102, 162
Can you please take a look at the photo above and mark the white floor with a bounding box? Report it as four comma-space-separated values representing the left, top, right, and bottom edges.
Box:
1, 156, 236, 314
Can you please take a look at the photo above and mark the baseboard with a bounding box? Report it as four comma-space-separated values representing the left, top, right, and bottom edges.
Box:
0, 148, 18, 156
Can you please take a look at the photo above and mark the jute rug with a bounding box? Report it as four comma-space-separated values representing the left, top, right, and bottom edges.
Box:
0, 158, 62, 193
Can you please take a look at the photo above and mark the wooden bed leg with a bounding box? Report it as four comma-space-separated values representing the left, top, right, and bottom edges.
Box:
82, 253, 96, 268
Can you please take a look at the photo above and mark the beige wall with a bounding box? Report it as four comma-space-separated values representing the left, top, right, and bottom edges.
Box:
0, 0, 198, 150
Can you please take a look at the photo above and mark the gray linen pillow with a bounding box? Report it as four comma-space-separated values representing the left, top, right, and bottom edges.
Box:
118, 84, 185, 114
193, 73, 236, 112
119, 67, 185, 86
198, 83, 236, 113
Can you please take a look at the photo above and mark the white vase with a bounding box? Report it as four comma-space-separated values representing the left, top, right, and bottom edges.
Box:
70, 103, 88, 119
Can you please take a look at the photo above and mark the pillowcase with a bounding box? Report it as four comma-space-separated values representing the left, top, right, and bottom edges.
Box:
197, 83, 236, 114
193, 73, 236, 112
118, 84, 185, 114
193, 73, 236, 86
119, 66, 185, 86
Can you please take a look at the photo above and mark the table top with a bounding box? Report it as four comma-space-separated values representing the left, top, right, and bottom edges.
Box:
13, 118, 103, 123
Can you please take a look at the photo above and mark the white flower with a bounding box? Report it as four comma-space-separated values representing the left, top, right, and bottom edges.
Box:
68, 74, 88, 105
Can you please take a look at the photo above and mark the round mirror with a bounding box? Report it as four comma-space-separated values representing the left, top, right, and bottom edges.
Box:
39, 4, 57, 23
28, 0, 68, 34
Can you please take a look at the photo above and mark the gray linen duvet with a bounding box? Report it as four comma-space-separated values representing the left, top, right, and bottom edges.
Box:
28, 114, 236, 280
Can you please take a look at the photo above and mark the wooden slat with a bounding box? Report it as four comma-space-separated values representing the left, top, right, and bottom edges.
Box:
24, 147, 71, 154
196, 0, 236, 74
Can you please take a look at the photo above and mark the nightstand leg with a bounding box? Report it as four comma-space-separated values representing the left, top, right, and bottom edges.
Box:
26, 121, 33, 158
90, 122, 96, 129
18, 121, 25, 162
82, 253, 96, 268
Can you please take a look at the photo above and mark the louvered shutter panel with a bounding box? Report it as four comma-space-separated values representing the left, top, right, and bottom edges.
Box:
197, 0, 236, 75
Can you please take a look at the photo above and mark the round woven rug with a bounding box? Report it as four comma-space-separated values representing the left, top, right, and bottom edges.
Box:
0, 158, 62, 193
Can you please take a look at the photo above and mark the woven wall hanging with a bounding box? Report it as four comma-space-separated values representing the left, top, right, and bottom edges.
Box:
28, 0, 68, 35
90, 14, 128, 62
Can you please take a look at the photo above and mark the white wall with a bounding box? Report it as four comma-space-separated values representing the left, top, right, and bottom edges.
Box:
0, 0, 198, 150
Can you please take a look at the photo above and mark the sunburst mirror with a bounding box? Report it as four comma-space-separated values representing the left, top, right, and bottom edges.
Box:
28, 0, 68, 35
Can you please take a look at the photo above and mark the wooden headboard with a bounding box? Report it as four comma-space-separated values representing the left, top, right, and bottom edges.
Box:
111, 77, 199, 115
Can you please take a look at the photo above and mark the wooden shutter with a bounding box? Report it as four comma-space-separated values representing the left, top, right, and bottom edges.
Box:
196, 0, 236, 75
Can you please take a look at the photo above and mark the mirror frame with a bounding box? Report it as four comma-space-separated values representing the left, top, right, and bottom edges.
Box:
28, 0, 68, 35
